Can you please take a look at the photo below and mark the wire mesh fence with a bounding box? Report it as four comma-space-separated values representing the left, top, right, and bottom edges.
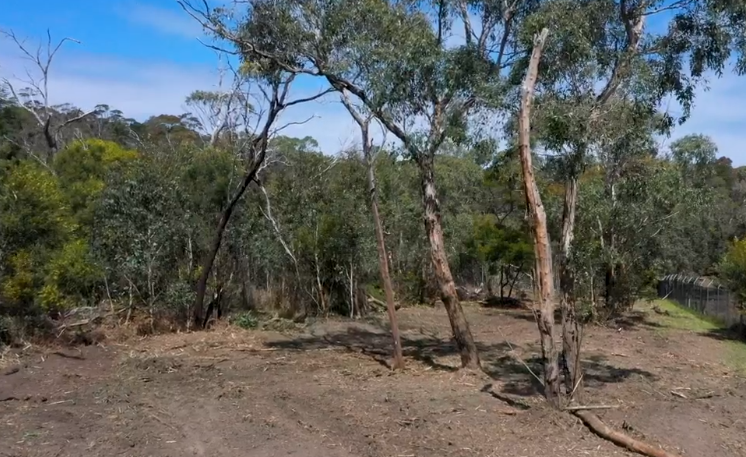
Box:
657, 274, 744, 330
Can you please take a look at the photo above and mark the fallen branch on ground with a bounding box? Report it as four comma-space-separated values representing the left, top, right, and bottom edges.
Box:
652, 305, 670, 316
495, 326, 544, 388
49, 350, 85, 360
367, 296, 401, 311
55, 307, 128, 335
564, 404, 620, 411
573, 409, 682, 457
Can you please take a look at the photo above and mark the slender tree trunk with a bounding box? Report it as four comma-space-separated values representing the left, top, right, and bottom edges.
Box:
517, 28, 561, 406
508, 267, 519, 298
331, 68, 480, 368
419, 153, 480, 369
194, 162, 262, 325
43, 118, 58, 158
500, 265, 505, 298
559, 176, 582, 397
339, 92, 405, 369
367, 158, 406, 369
603, 169, 619, 312
193, 83, 293, 326
349, 260, 355, 318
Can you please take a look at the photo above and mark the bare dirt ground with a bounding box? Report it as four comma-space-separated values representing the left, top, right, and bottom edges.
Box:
1, 301, 745, 457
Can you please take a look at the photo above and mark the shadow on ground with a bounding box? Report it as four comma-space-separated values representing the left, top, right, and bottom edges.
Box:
702, 326, 746, 343
265, 318, 656, 398
611, 311, 665, 330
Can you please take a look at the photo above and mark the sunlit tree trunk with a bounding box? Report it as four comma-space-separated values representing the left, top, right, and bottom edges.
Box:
517, 27, 561, 406
340, 93, 405, 369
559, 174, 582, 397
419, 152, 480, 369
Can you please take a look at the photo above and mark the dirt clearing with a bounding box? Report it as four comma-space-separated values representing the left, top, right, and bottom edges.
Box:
1, 301, 745, 457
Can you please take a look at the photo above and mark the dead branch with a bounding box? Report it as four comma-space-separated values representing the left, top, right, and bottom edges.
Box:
55, 308, 128, 335
574, 410, 682, 457
49, 350, 85, 360
257, 181, 298, 267
367, 295, 401, 311
1, 28, 95, 156
563, 404, 620, 411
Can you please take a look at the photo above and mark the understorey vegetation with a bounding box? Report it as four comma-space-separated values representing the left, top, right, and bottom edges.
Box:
2, 2, 746, 456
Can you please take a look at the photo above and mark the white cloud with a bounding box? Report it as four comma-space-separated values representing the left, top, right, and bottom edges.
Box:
1, 31, 744, 163
0, 38, 368, 155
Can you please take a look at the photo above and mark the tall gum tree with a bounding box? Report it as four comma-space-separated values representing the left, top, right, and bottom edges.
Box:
516, 27, 559, 403
521, 0, 746, 397
180, 0, 531, 368
516, 16, 703, 457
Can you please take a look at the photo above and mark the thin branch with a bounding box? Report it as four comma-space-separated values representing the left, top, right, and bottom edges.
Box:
282, 87, 335, 108
563, 404, 619, 411
271, 114, 316, 135
257, 180, 299, 266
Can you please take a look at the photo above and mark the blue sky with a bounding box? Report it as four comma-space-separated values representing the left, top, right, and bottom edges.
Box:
1, 0, 745, 164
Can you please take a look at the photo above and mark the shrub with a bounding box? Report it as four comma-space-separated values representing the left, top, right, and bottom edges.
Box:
719, 237, 746, 309
231, 311, 260, 330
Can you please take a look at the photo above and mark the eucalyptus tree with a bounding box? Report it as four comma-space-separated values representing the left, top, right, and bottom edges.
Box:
516, 26, 559, 402
180, 0, 536, 368
185, 56, 251, 148
515, 0, 746, 398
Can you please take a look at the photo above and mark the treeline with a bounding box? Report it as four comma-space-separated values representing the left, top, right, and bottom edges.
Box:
1, 90, 745, 341
0, 96, 523, 335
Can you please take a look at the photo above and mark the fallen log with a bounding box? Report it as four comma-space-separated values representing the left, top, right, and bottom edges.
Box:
367, 296, 401, 311
573, 410, 681, 457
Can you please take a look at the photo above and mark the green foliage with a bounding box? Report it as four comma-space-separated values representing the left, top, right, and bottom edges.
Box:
719, 237, 746, 308
0, 161, 75, 250
93, 156, 187, 309
54, 139, 139, 228
0, 161, 99, 312
231, 310, 260, 329
40, 239, 99, 310
2, 0, 746, 334
469, 214, 532, 272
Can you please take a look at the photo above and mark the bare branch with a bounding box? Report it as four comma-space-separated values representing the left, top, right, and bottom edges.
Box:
282, 87, 335, 109
0, 28, 83, 156
257, 180, 299, 267
271, 114, 316, 135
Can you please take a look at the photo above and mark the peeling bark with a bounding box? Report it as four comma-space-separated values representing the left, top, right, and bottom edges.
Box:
560, 175, 582, 396
517, 27, 561, 405
420, 153, 480, 370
